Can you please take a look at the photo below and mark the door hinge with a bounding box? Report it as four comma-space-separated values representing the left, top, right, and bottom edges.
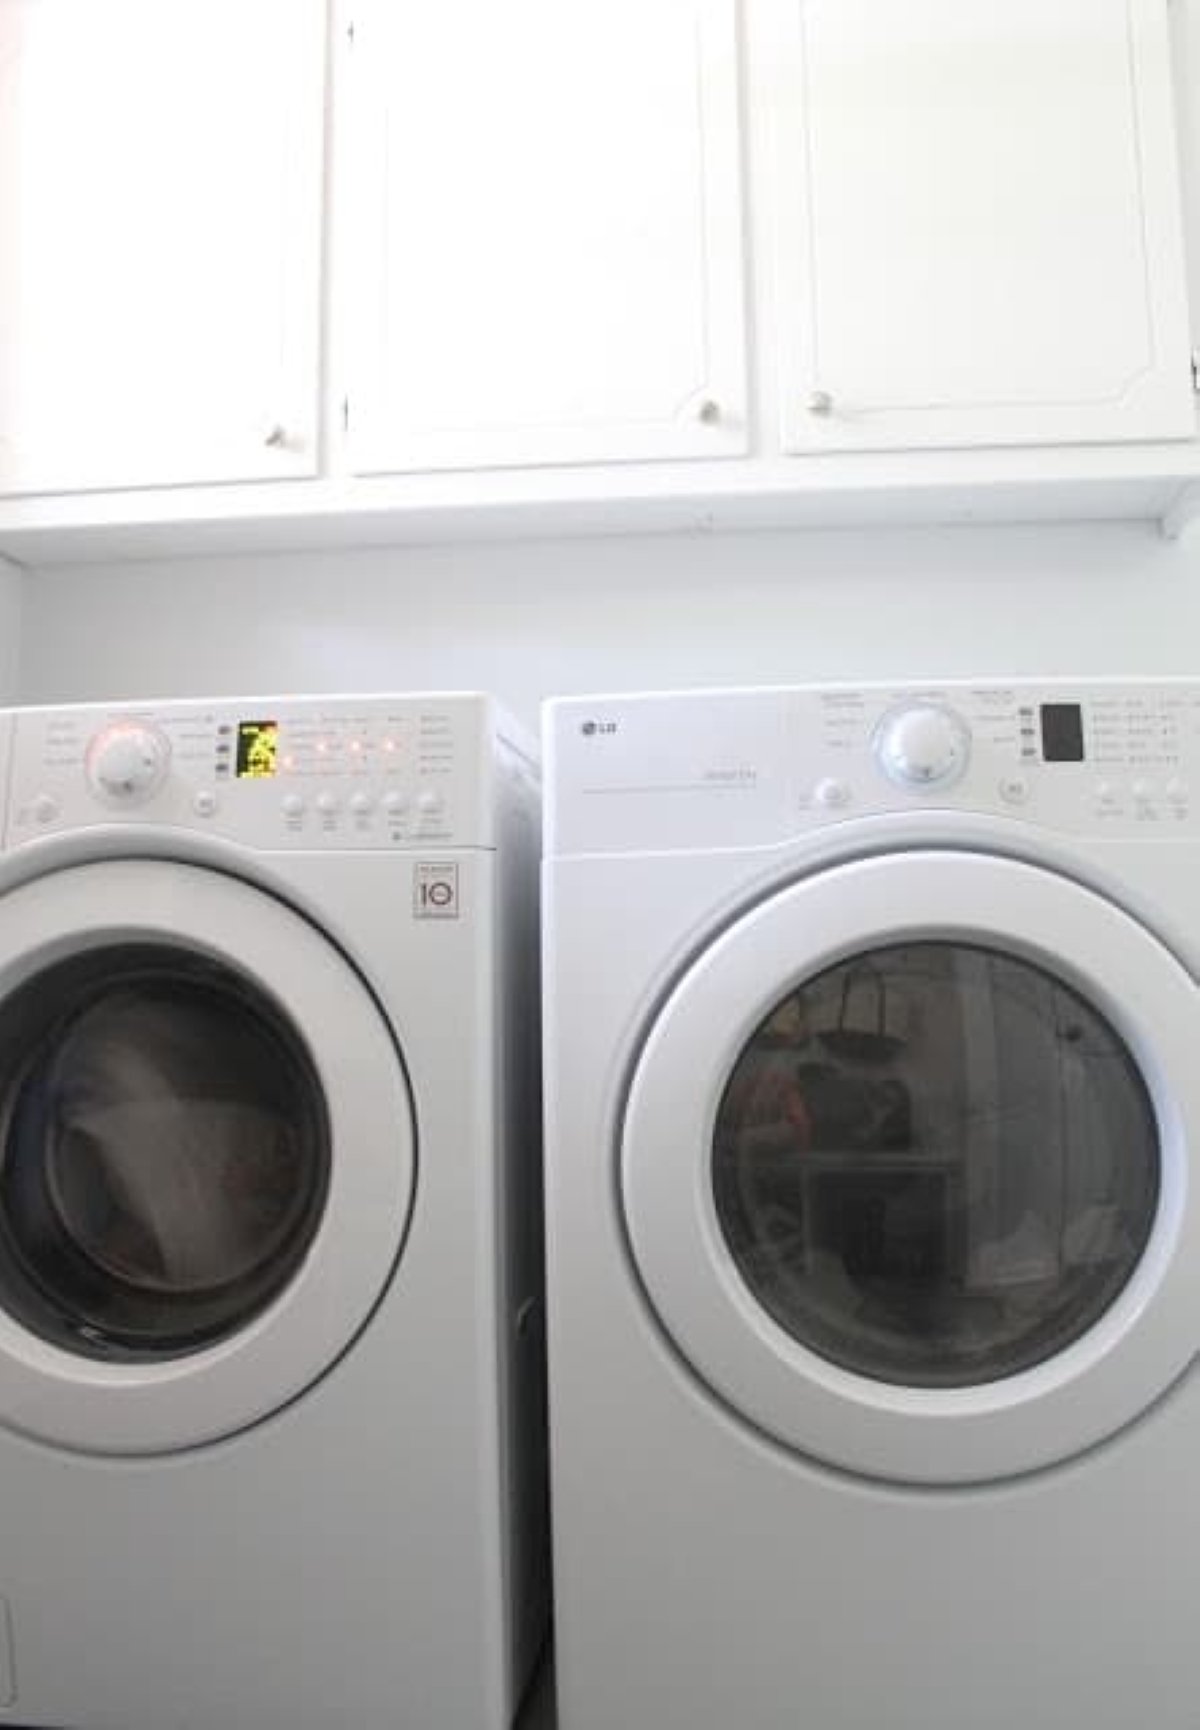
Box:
346, 17, 356, 46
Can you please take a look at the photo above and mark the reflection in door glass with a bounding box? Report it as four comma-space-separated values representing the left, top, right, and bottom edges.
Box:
712, 945, 1159, 1387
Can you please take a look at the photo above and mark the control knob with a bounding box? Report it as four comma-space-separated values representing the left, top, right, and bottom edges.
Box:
873, 703, 970, 791
86, 723, 171, 805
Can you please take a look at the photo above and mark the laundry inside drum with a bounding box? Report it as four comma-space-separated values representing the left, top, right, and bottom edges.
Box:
0, 945, 330, 1360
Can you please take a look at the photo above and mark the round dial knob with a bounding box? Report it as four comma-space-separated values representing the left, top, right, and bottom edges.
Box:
874, 704, 970, 790
86, 723, 171, 805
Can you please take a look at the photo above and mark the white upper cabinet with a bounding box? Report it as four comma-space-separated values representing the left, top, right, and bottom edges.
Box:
767, 0, 1197, 454
1175, 0, 1200, 355
342, 0, 748, 474
0, 0, 325, 496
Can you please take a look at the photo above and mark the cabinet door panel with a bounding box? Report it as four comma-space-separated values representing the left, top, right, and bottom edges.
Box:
345, 0, 747, 473
0, 0, 324, 496
770, 0, 1195, 453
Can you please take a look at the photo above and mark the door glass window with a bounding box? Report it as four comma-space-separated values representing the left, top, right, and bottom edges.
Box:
0, 945, 330, 1361
712, 944, 1159, 1387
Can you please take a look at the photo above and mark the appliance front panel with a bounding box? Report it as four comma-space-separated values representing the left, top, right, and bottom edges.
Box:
5, 694, 496, 852
547, 678, 1200, 856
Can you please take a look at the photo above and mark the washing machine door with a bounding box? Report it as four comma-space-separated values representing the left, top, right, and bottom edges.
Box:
623, 850, 1200, 1483
0, 860, 414, 1454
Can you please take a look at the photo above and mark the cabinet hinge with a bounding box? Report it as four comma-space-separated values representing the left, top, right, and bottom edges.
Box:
346, 17, 356, 46
342, 397, 351, 434
1192, 352, 1200, 395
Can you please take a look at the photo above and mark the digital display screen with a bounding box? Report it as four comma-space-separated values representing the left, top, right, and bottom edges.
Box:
236, 720, 279, 779
1040, 703, 1085, 763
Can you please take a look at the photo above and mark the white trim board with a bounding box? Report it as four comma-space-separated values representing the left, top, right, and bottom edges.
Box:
0, 452, 1196, 567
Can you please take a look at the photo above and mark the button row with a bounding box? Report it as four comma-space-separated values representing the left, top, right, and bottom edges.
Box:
29, 787, 450, 824
807, 776, 1035, 810
1095, 779, 1188, 806
282, 789, 446, 819
806, 776, 1194, 815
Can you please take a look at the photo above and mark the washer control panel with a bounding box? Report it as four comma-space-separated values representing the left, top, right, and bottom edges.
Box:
806, 682, 1195, 825
5, 695, 501, 850
547, 679, 1200, 855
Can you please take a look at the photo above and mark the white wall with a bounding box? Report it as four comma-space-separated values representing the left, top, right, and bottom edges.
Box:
0, 557, 24, 702
15, 521, 1200, 725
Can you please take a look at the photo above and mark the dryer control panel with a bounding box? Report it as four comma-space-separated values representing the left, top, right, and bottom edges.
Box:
4, 694, 522, 851
547, 678, 1200, 855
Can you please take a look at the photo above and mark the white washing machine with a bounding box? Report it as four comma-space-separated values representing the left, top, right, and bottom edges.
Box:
0, 692, 547, 1730
543, 678, 1200, 1730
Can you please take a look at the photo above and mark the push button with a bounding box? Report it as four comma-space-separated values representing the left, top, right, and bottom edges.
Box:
813, 778, 851, 810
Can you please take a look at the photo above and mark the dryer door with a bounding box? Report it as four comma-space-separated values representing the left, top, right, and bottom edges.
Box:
623, 850, 1200, 1483
0, 860, 414, 1454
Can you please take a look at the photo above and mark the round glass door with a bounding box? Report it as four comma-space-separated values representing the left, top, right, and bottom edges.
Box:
0, 860, 414, 1455
713, 943, 1159, 1389
622, 851, 1200, 1483
0, 944, 330, 1362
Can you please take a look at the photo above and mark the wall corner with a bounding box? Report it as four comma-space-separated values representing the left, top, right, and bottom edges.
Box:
0, 557, 25, 703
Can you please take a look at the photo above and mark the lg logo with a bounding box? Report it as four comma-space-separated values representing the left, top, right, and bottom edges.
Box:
580, 719, 618, 737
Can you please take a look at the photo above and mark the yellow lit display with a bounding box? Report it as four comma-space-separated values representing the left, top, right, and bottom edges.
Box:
236, 720, 279, 779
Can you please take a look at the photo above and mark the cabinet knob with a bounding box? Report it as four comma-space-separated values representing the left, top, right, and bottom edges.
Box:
263, 423, 289, 449
806, 390, 834, 417
697, 398, 722, 425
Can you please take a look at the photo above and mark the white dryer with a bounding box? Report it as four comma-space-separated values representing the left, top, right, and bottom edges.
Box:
0, 693, 547, 1730
543, 679, 1200, 1730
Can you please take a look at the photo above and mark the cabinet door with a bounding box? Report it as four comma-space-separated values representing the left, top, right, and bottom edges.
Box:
0, 0, 325, 496
1174, 0, 1200, 366
768, 0, 1196, 453
344, 0, 747, 474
